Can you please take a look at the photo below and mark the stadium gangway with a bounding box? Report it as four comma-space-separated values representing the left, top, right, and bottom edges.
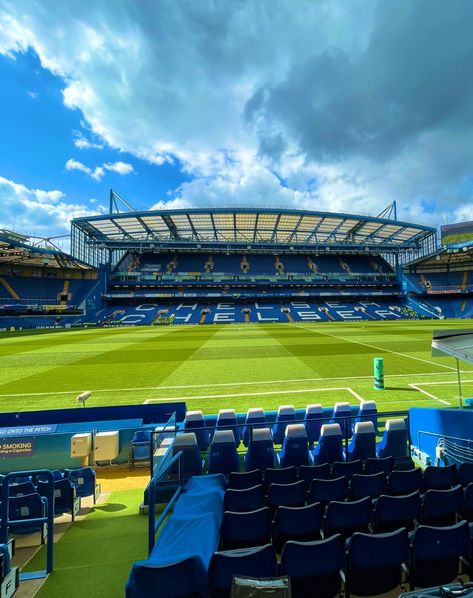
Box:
415, 430, 473, 466
147, 450, 184, 554
1, 470, 55, 580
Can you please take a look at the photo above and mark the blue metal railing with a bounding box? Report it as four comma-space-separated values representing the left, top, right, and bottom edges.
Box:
147, 450, 183, 554
1, 470, 55, 579
150, 412, 177, 478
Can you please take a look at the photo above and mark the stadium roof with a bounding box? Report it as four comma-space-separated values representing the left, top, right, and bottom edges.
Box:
0, 231, 93, 269
71, 208, 435, 249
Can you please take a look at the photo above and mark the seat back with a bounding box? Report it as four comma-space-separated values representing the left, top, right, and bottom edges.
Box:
228, 469, 262, 490
209, 544, 277, 598
279, 424, 310, 468
364, 456, 394, 475
37, 478, 75, 514
346, 528, 408, 595
423, 464, 457, 491
387, 468, 422, 495
132, 429, 152, 444
245, 427, 275, 471
350, 472, 385, 500
313, 424, 343, 465
9, 481, 36, 497
421, 485, 462, 526
208, 430, 239, 475
268, 480, 306, 515
280, 535, 344, 598
330, 402, 352, 438
347, 422, 376, 462
309, 476, 348, 506
410, 520, 470, 588
242, 408, 266, 446
324, 497, 372, 538
64, 467, 96, 498
303, 404, 323, 444
184, 410, 209, 451
373, 491, 421, 532
221, 507, 272, 550
172, 432, 202, 476
224, 485, 265, 513
9, 493, 45, 534
264, 466, 297, 488
299, 463, 330, 488
462, 482, 473, 521
458, 462, 473, 486
331, 460, 362, 480
353, 400, 378, 433
272, 405, 296, 444
377, 418, 408, 458
274, 503, 323, 553
216, 409, 240, 444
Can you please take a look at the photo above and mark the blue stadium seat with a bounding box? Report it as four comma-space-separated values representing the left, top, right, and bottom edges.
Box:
228, 469, 262, 490
273, 502, 323, 553
364, 456, 394, 475
299, 463, 331, 488
345, 528, 409, 597
242, 408, 266, 447
272, 405, 296, 444
423, 464, 457, 491
331, 459, 362, 480
208, 430, 239, 475
278, 424, 312, 468
9, 481, 36, 497
216, 409, 240, 445
458, 462, 473, 486
303, 404, 323, 446
420, 485, 462, 526
130, 429, 152, 465
408, 520, 470, 589
352, 400, 378, 434
221, 507, 272, 550
373, 491, 421, 533
387, 468, 422, 495
172, 432, 203, 477
224, 485, 265, 513
309, 476, 348, 506
324, 496, 372, 539
377, 418, 408, 459
184, 410, 209, 451
34, 469, 63, 484
350, 472, 385, 500
313, 423, 343, 465
461, 482, 473, 521
346, 422, 376, 462
264, 466, 297, 488
330, 402, 352, 438
244, 428, 275, 471
37, 478, 77, 520
209, 544, 277, 598
267, 480, 306, 516
9, 493, 46, 540
64, 467, 97, 504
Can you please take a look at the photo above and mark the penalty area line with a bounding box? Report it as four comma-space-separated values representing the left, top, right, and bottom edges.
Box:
409, 383, 450, 406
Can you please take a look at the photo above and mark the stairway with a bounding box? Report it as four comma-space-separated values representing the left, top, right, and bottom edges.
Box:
60, 280, 70, 305
462, 271, 469, 290
0, 276, 19, 299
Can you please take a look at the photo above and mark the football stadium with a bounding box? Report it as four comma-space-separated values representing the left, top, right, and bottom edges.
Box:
4, 3, 473, 598
1, 200, 473, 597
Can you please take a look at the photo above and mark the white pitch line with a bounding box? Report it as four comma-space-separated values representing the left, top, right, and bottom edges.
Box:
298, 324, 460, 372
409, 383, 451, 406
0, 370, 457, 399
143, 386, 352, 404
413, 379, 473, 387
347, 388, 364, 403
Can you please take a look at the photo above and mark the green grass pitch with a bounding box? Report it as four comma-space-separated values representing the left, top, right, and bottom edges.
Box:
1, 319, 473, 415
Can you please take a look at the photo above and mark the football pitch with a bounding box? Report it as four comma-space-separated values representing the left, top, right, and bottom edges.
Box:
1, 319, 473, 415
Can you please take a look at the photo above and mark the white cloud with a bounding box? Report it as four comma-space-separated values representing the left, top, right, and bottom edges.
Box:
1, 1, 473, 226
0, 175, 105, 239
73, 130, 104, 150
65, 158, 133, 180
27, 91, 38, 99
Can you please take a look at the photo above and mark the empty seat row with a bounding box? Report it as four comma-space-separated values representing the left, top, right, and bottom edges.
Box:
221, 486, 469, 552
210, 520, 472, 598
184, 401, 379, 449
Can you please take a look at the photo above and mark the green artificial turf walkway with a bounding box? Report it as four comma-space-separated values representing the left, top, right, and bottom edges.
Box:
24, 489, 147, 597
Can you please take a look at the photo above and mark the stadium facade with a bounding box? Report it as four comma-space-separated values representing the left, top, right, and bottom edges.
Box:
1, 195, 473, 328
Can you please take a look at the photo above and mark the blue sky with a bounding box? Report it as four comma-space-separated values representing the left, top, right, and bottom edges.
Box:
1, 1, 473, 244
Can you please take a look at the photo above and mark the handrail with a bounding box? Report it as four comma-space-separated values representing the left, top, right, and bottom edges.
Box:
150, 411, 177, 478
1, 469, 55, 579
148, 450, 183, 555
